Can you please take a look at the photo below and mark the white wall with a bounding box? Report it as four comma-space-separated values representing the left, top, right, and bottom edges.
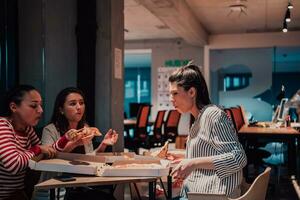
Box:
125, 39, 204, 134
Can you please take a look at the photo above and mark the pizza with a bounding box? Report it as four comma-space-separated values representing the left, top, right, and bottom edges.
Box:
150, 141, 169, 159
69, 127, 102, 139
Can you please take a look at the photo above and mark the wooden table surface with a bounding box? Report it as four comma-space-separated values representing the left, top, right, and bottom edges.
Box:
239, 125, 299, 135
238, 124, 300, 178
35, 176, 157, 190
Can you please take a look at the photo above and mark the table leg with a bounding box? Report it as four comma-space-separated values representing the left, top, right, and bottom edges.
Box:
149, 181, 156, 200
50, 189, 55, 200
288, 139, 297, 176
296, 137, 300, 180
167, 175, 172, 200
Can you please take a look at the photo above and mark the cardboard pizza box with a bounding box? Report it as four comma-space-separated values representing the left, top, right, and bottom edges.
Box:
28, 155, 107, 176
101, 159, 170, 177
94, 152, 136, 163
29, 152, 170, 177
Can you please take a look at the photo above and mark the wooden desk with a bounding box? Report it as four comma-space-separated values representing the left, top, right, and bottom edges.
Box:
239, 125, 299, 136
35, 176, 161, 200
238, 125, 300, 178
124, 119, 154, 138
124, 119, 154, 128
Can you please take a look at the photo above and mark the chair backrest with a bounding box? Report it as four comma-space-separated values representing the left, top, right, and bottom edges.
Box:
164, 109, 181, 142
165, 109, 181, 127
224, 108, 233, 120
230, 106, 245, 131
153, 110, 166, 135
136, 105, 151, 128
234, 167, 271, 200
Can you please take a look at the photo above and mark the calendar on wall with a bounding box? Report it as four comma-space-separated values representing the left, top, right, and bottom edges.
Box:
157, 65, 203, 111
157, 67, 178, 111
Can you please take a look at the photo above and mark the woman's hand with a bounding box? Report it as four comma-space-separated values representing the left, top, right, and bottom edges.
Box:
166, 153, 184, 162
95, 129, 118, 153
64, 129, 83, 141
39, 145, 56, 158
102, 129, 118, 146
171, 159, 195, 180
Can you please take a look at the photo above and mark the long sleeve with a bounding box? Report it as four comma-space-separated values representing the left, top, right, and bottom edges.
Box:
211, 110, 247, 179
0, 119, 39, 174
41, 124, 69, 151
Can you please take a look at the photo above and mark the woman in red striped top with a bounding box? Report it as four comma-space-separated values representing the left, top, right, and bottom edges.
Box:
0, 85, 77, 200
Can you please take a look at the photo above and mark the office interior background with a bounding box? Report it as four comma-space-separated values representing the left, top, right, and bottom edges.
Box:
1, 0, 300, 199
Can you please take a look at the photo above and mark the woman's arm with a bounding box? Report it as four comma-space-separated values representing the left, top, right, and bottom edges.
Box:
171, 157, 215, 180
210, 110, 247, 179
95, 129, 118, 152
42, 125, 76, 152
0, 120, 41, 174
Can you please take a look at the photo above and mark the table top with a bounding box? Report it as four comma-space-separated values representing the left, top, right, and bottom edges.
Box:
124, 119, 154, 126
124, 119, 138, 126
35, 176, 157, 190
239, 125, 299, 135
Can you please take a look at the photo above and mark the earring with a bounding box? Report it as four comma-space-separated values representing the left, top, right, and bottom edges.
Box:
61, 112, 64, 115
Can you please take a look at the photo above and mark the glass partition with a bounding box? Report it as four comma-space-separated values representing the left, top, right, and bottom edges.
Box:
210, 46, 300, 122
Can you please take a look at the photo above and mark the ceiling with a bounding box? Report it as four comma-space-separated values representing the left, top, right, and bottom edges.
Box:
125, 0, 300, 42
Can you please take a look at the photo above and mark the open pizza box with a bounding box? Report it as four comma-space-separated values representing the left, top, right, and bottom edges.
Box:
94, 152, 136, 163
29, 152, 170, 177
101, 159, 170, 177
29, 152, 108, 176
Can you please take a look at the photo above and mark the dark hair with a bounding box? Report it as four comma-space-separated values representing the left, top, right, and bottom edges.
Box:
168, 65, 211, 109
50, 87, 86, 136
3, 85, 37, 116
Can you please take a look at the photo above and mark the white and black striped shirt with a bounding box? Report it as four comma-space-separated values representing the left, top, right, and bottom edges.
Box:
181, 105, 247, 198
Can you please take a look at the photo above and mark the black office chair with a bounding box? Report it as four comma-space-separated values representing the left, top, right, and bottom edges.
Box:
149, 110, 166, 148
164, 110, 181, 143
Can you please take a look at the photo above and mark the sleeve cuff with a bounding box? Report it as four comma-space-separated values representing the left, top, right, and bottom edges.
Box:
56, 135, 69, 150
29, 145, 41, 156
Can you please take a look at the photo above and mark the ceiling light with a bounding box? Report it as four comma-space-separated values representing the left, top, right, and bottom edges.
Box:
282, 21, 288, 33
285, 9, 291, 22
288, 2, 293, 9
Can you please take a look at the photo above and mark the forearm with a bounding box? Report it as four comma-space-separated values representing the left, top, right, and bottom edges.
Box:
62, 142, 78, 152
191, 157, 215, 170
96, 142, 107, 153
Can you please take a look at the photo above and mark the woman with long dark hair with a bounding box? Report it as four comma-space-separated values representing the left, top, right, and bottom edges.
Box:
169, 65, 247, 199
0, 85, 77, 200
42, 87, 118, 154
36, 87, 118, 200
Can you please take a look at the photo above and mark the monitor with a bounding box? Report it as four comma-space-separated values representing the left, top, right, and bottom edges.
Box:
277, 98, 289, 121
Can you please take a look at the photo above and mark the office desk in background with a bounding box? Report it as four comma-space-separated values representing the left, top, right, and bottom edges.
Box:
124, 119, 155, 138
238, 125, 300, 178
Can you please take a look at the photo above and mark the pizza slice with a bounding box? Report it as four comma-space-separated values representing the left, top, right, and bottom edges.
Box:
150, 141, 169, 159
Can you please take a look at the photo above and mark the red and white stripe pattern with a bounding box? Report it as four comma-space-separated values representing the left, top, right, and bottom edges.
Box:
0, 118, 68, 198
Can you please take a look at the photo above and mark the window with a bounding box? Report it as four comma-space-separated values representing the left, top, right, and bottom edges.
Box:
224, 73, 252, 91
124, 67, 151, 117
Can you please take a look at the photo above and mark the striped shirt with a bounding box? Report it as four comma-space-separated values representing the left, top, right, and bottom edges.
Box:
181, 105, 247, 198
0, 117, 68, 199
